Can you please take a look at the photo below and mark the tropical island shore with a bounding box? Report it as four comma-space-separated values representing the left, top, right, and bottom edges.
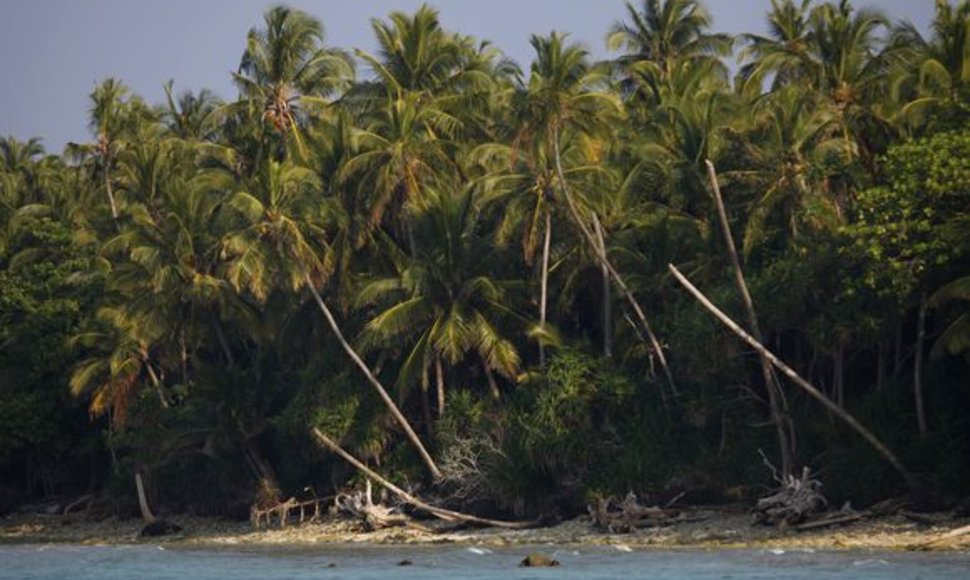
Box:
2, 510, 968, 552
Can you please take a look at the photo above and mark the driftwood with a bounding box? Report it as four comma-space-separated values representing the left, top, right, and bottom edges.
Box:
588, 493, 684, 533
250, 496, 325, 529
792, 511, 865, 532
334, 480, 416, 531
667, 264, 917, 489
754, 467, 827, 526
312, 428, 535, 529
909, 523, 970, 550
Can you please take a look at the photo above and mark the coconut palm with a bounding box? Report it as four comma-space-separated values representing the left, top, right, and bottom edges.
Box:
234, 5, 353, 156
891, 0, 970, 129
358, 187, 522, 421
737, 0, 815, 94
608, 0, 732, 103
220, 157, 441, 478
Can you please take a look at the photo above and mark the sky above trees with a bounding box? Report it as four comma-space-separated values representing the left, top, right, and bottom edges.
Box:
0, 0, 934, 151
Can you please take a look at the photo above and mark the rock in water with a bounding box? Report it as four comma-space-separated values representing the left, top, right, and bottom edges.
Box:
520, 552, 560, 567
138, 520, 183, 538
396, 559, 413, 566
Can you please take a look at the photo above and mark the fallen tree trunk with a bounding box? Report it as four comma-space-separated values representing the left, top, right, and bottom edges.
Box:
311, 428, 535, 529
668, 263, 917, 489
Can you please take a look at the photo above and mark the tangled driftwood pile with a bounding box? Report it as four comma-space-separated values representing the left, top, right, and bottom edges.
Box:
754, 467, 827, 526
587, 493, 693, 533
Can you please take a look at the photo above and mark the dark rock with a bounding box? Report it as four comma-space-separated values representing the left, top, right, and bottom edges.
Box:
326, 562, 338, 568
520, 552, 560, 567
396, 559, 413, 566
138, 519, 183, 538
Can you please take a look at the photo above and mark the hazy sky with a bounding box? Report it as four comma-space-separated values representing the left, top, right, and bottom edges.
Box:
0, 0, 935, 152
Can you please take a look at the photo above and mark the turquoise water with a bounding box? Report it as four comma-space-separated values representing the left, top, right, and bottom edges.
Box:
1, 544, 968, 579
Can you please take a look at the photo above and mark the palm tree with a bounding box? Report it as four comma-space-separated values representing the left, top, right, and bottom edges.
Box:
234, 5, 353, 156
608, 0, 732, 102
220, 157, 442, 478
161, 81, 222, 142
891, 0, 970, 129
358, 187, 521, 421
737, 0, 815, 94
523, 32, 676, 388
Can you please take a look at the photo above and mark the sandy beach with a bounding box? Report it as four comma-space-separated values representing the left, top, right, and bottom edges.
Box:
2, 508, 968, 552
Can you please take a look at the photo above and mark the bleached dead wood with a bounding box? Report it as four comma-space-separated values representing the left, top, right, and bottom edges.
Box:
312, 428, 535, 529
588, 493, 685, 533
754, 467, 827, 526
667, 264, 917, 489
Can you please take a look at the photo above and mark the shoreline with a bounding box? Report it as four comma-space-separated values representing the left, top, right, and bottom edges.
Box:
2, 510, 968, 552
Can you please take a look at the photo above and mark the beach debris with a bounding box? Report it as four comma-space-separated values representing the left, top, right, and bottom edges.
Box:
754, 467, 827, 526
908, 523, 970, 551
520, 552, 560, 567
587, 492, 684, 533
312, 428, 536, 530
335, 480, 412, 531
250, 495, 325, 529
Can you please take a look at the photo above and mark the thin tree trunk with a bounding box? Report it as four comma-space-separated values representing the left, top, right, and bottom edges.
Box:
592, 214, 612, 358
482, 357, 500, 399
212, 313, 235, 366
552, 129, 676, 394
104, 163, 119, 221
539, 210, 552, 368
833, 343, 845, 409
245, 440, 280, 495
134, 471, 156, 523
420, 366, 433, 439
915, 293, 928, 438
668, 263, 917, 488
141, 353, 169, 409
312, 428, 534, 529
302, 271, 441, 479
435, 355, 445, 419
706, 160, 794, 476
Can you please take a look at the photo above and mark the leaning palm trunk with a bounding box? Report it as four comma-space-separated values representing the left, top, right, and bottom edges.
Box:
301, 271, 442, 479
706, 160, 794, 477
668, 264, 917, 488
552, 129, 676, 393
134, 471, 156, 523
539, 211, 552, 367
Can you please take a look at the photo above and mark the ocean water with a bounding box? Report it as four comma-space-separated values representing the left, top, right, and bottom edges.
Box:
1, 544, 968, 580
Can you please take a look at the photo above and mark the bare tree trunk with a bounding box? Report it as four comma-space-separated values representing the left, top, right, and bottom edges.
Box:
552, 129, 676, 394
592, 214, 612, 358
539, 211, 552, 368
482, 357, 500, 399
312, 428, 534, 528
420, 367, 433, 439
435, 355, 446, 419
668, 263, 917, 489
212, 313, 235, 366
141, 353, 169, 409
915, 293, 928, 438
833, 343, 845, 409
302, 271, 441, 479
104, 165, 119, 221
706, 160, 794, 477
134, 472, 156, 523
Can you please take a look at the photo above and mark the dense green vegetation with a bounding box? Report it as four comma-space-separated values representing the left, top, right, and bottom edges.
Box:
2, 0, 969, 520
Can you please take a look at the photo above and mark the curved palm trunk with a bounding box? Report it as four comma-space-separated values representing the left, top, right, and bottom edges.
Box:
706, 160, 794, 477
104, 158, 119, 220
592, 214, 612, 358
551, 129, 676, 393
301, 271, 441, 479
539, 211, 552, 367
134, 471, 156, 523
434, 355, 445, 418
669, 264, 917, 489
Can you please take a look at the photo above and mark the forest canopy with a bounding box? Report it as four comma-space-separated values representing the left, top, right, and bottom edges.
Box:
1, 0, 969, 519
